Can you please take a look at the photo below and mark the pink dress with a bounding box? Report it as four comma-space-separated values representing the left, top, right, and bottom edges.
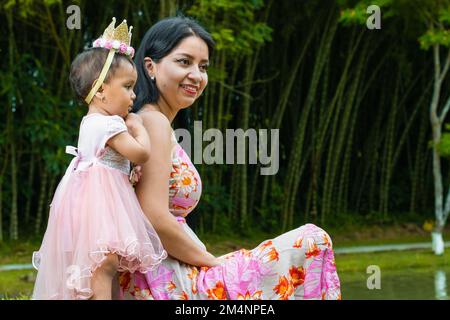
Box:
32, 113, 167, 300
118, 133, 341, 300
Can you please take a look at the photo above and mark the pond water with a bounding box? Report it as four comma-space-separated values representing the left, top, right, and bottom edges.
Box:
339, 266, 450, 300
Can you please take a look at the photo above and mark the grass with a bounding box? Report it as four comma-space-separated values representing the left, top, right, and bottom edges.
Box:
0, 240, 41, 265
336, 249, 450, 274
0, 270, 35, 299
0, 239, 40, 299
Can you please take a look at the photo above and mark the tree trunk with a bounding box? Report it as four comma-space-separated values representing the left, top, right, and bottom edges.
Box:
320, 27, 361, 224
432, 228, 445, 255
159, 0, 177, 19
10, 141, 18, 240
283, 8, 338, 230
46, 175, 57, 221
25, 150, 35, 224
0, 179, 3, 242
430, 44, 450, 255
35, 168, 48, 235
410, 104, 429, 214
379, 74, 400, 219
239, 56, 253, 230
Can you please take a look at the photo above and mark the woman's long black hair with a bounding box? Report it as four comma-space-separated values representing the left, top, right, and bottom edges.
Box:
132, 16, 215, 114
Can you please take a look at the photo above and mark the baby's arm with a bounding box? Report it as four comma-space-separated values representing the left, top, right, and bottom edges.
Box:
107, 114, 151, 164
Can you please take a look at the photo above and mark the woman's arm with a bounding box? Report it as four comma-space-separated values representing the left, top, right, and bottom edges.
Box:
136, 110, 219, 267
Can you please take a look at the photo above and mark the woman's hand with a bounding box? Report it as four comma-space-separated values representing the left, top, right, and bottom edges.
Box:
210, 257, 224, 267
204, 253, 228, 267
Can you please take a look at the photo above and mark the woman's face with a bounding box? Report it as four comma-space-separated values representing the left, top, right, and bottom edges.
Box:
148, 36, 209, 110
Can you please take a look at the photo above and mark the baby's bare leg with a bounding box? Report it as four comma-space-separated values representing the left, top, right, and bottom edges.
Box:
111, 273, 121, 300
90, 254, 119, 300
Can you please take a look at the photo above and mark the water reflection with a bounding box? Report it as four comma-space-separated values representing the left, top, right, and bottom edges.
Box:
435, 269, 448, 300
340, 266, 450, 300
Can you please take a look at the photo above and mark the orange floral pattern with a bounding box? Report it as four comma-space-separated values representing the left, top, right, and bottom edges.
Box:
289, 266, 306, 288
293, 236, 303, 248
273, 276, 294, 300
323, 233, 332, 248
305, 239, 321, 258
237, 290, 263, 300
179, 291, 189, 300
133, 287, 153, 300
262, 247, 280, 263
167, 281, 177, 291
206, 281, 227, 300
187, 267, 199, 294
118, 271, 131, 292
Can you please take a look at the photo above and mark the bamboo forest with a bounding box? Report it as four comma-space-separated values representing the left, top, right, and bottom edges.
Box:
1, 0, 450, 252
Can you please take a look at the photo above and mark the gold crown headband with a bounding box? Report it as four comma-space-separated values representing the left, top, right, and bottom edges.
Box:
84, 17, 135, 104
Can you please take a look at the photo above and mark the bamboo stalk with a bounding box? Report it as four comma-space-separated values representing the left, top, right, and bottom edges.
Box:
35, 167, 48, 236
380, 75, 400, 219
283, 8, 338, 230
239, 57, 253, 230
10, 141, 18, 240
25, 150, 35, 224
0, 155, 7, 242
411, 104, 429, 213
0, 181, 2, 242
337, 46, 368, 216
45, 175, 57, 221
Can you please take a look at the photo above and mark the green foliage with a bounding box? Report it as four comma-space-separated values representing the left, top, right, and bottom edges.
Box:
338, 0, 393, 26
200, 184, 231, 220
203, 64, 227, 83
187, 0, 272, 55
437, 124, 450, 158
417, 1, 450, 49
339, 5, 369, 25
440, 7, 450, 24
419, 28, 450, 49
255, 180, 284, 232
2, 0, 35, 18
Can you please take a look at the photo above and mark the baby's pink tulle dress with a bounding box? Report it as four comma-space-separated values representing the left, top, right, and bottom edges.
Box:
32, 113, 167, 300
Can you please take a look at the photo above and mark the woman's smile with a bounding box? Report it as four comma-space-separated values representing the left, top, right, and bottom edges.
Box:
180, 83, 199, 96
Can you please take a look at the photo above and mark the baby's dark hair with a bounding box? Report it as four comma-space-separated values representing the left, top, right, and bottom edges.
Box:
69, 48, 135, 104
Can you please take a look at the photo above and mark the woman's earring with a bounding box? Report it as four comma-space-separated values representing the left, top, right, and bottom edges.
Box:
150, 75, 155, 81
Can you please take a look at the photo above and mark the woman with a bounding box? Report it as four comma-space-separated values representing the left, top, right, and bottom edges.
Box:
119, 16, 341, 300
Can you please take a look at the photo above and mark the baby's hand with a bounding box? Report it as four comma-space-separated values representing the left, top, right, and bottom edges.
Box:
125, 113, 144, 135
129, 164, 142, 186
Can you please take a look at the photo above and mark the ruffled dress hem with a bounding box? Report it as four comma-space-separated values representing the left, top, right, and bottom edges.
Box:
32, 241, 167, 300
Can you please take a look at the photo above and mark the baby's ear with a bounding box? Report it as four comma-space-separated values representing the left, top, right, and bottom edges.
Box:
90, 79, 105, 91
92, 81, 105, 99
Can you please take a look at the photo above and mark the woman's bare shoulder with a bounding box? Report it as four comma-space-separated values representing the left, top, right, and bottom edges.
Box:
138, 109, 170, 126
138, 109, 172, 137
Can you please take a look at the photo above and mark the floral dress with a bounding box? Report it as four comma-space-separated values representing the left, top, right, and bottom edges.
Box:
119, 132, 341, 300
